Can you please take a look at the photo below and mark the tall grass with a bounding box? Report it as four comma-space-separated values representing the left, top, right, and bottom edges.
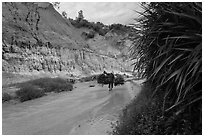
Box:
116, 2, 201, 134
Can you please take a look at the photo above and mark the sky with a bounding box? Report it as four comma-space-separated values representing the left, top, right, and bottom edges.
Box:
55, 2, 142, 25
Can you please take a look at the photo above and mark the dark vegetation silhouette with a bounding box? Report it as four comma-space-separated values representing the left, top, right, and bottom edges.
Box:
114, 74, 125, 86
97, 72, 124, 91
113, 2, 202, 135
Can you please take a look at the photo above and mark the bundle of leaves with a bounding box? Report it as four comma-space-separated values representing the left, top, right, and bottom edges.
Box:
120, 2, 202, 134
97, 74, 111, 84
97, 73, 124, 86
114, 74, 125, 86
97, 74, 107, 84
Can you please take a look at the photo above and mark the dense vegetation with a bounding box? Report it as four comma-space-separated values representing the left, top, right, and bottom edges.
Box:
114, 2, 202, 135
6, 77, 73, 102
16, 84, 45, 102
18, 77, 73, 93
66, 10, 133, 37
69, 18, 132, 36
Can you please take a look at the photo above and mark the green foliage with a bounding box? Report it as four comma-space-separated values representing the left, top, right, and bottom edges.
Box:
116, 2, 202, 134
2, 92, 13, 102
16, 84, 45, 102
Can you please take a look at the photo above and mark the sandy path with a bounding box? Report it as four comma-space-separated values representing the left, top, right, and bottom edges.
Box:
2, 81, 141, 135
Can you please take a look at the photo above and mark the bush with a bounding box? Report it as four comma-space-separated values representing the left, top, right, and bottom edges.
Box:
113, 84, 166, 135
14, 77, 74, 102
39, 77, 73, 93
113, 100, 164, 135
81, 31, 95, 39
17, 77, 73, 93
49, 82, 73, 93
16, 84, 45, 102
2, 92, 12, 102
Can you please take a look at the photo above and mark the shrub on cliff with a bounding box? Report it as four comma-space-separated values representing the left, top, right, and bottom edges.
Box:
81, 31, 95, 39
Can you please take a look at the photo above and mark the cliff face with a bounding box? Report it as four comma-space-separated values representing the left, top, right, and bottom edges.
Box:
2, 2, 134, 77
2, 42, 132, 76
